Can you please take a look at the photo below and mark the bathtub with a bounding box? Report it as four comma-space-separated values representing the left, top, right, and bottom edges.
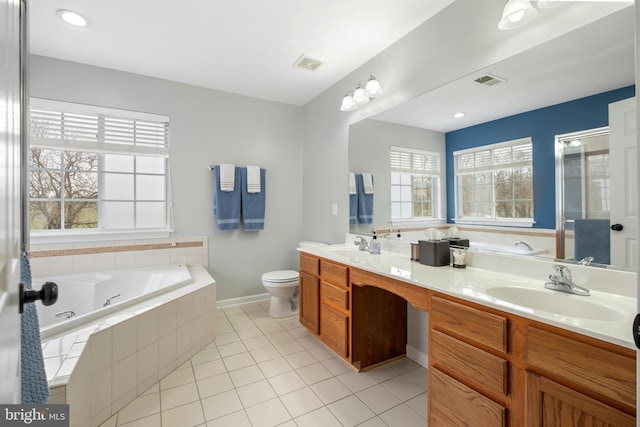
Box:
35, 264, 193, 339
469, 241, 545, 256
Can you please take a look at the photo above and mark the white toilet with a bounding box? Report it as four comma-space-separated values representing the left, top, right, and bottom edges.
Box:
262, 241, 327, 318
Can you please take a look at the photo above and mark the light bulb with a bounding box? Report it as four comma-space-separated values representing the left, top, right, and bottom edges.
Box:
365, 76, 382, 98
508, 9, 525, 23
340, 92, 356, 111
353, 84, 369, 104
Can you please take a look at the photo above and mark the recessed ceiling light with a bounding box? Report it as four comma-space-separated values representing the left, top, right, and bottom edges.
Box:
57, 10, 89, 27
453, 112, 465, 118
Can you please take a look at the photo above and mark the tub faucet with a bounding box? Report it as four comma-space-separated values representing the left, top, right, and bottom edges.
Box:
577, 256, 594, 266
514, 241, 533, 252
354, 236, 369, 251
54, 310, 76, 320
545, 265, 590, 296
103, 293, 121, 307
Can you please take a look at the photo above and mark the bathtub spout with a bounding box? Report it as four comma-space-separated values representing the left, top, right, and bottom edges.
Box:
103, 293, 121, 307
54, 310, 76, 320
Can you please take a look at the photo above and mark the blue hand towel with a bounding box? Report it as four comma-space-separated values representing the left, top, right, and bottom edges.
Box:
356, 173, 373, 224
574, 219, 610, 264
349, 193, 357, 226
21, 252, 50, 404
240, 167, 266, 231
213, 165, 241, 231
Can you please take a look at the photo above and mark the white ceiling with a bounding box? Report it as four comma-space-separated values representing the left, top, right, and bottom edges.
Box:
28, 0, 454, 106
372, 2, 635, 132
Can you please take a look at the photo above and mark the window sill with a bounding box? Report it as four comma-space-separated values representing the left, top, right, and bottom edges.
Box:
452, 218, 535, 228
391, 218, 446, 228
30, 229, 172, 246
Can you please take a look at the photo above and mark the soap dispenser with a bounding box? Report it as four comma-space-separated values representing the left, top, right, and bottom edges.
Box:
369, 232, 381, 254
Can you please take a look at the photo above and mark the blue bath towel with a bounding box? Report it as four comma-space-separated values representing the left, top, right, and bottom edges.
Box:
213, 165, 241, 231
574, 218, 610, 265
349, 193, 357, 226
21, 252, 50, 404
356, 173, 373, 224
240, 167, 266, 231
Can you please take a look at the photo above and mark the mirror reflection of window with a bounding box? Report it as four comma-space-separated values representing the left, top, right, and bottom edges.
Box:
389, 146, 440, 221
453, 137, 534, 226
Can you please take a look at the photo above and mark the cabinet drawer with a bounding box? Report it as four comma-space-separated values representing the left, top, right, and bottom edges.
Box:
431, 329, 508, 397
430, 368, 507, 427
322, 281, 349, 311
320, 260, 348, 287
300, 254, 319, 275
431, 296, 508, 353
320, 304, 349, 358
526, 326, 636, 409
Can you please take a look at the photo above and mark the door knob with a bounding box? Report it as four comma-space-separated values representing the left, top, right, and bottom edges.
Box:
19, 281, 58, 314
611, 223, 624, 231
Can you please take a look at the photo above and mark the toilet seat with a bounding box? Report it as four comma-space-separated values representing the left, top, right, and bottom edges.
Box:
262, 270, 298, 286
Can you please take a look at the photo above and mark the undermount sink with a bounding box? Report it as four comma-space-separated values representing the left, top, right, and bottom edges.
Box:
486, 286, 626, 322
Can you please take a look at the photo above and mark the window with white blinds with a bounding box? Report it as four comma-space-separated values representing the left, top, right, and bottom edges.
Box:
390, 146, 440, 221
28, 98, 171, 238
453, 137, 534, 226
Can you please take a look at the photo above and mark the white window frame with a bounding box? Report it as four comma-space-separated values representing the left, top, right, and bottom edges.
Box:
453, 137, 535, 228
29, 98, 172, 244
390, 146, 443, 227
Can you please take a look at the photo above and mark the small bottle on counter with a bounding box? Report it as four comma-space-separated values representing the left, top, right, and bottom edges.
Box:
369, 232, 381, 254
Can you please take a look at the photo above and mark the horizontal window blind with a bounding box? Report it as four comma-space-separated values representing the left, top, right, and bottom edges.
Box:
30, 98, 169, 156
454, 137, 532, 173
390, 146, 440, 175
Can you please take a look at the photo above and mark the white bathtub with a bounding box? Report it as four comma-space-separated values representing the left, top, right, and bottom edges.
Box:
469, 241, 545, 256
35, 264, 192, 339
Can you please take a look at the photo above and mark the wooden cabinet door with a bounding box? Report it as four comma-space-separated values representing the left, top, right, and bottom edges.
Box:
299, 272, 319, 334
429, 368, 507, 427
320, 303, 349, 358
526, 371, 635, 427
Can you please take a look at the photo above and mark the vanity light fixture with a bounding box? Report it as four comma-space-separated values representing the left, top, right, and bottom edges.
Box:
498, 0, 537, 30
340, 75, 382, 111
453, 112, 466, 118
57, 9, 90, 27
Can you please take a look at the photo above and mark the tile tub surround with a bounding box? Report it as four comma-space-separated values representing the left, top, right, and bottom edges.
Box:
29, 236, 209, 278
43, 267, 216, 427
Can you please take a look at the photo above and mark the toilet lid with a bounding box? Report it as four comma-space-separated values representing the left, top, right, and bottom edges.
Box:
262, 270, 299, 283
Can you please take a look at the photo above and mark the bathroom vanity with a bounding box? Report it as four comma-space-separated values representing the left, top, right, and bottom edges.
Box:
298, 245, 636, 426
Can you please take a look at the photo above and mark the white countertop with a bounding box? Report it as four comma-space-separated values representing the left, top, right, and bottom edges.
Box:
300, 244, 637, 350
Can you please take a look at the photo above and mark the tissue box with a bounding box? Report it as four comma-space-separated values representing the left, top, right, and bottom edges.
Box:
418, 240, 450, 267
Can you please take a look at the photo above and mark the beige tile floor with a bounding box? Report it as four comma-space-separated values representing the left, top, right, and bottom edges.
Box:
99, 301, 428, 427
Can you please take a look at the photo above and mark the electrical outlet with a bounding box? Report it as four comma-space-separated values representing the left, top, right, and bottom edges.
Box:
332, 203, 338, 215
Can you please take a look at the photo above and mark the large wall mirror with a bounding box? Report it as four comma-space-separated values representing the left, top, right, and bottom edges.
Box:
348, 1, 635, 270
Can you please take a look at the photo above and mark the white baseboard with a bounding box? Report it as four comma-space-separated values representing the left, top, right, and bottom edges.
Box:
406, 345, 428, 369
217, 293, 270, 308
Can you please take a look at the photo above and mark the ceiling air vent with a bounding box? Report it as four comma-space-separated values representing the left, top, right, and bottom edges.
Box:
293, 54, 324, 72
473, 74, 506, 87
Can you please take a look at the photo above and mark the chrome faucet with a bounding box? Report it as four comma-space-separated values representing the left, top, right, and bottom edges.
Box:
54, 310, 76, 320
577, 256, 594, 266
354, 236, 369, 251
514, 241, 533, 252
545, 265, 590, 296
103, 293, 121, 307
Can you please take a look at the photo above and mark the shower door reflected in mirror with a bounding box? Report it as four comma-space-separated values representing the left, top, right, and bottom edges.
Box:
556, 128, 611, 265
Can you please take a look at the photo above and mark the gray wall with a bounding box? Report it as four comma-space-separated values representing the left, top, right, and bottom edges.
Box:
29, 55, 304, 301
